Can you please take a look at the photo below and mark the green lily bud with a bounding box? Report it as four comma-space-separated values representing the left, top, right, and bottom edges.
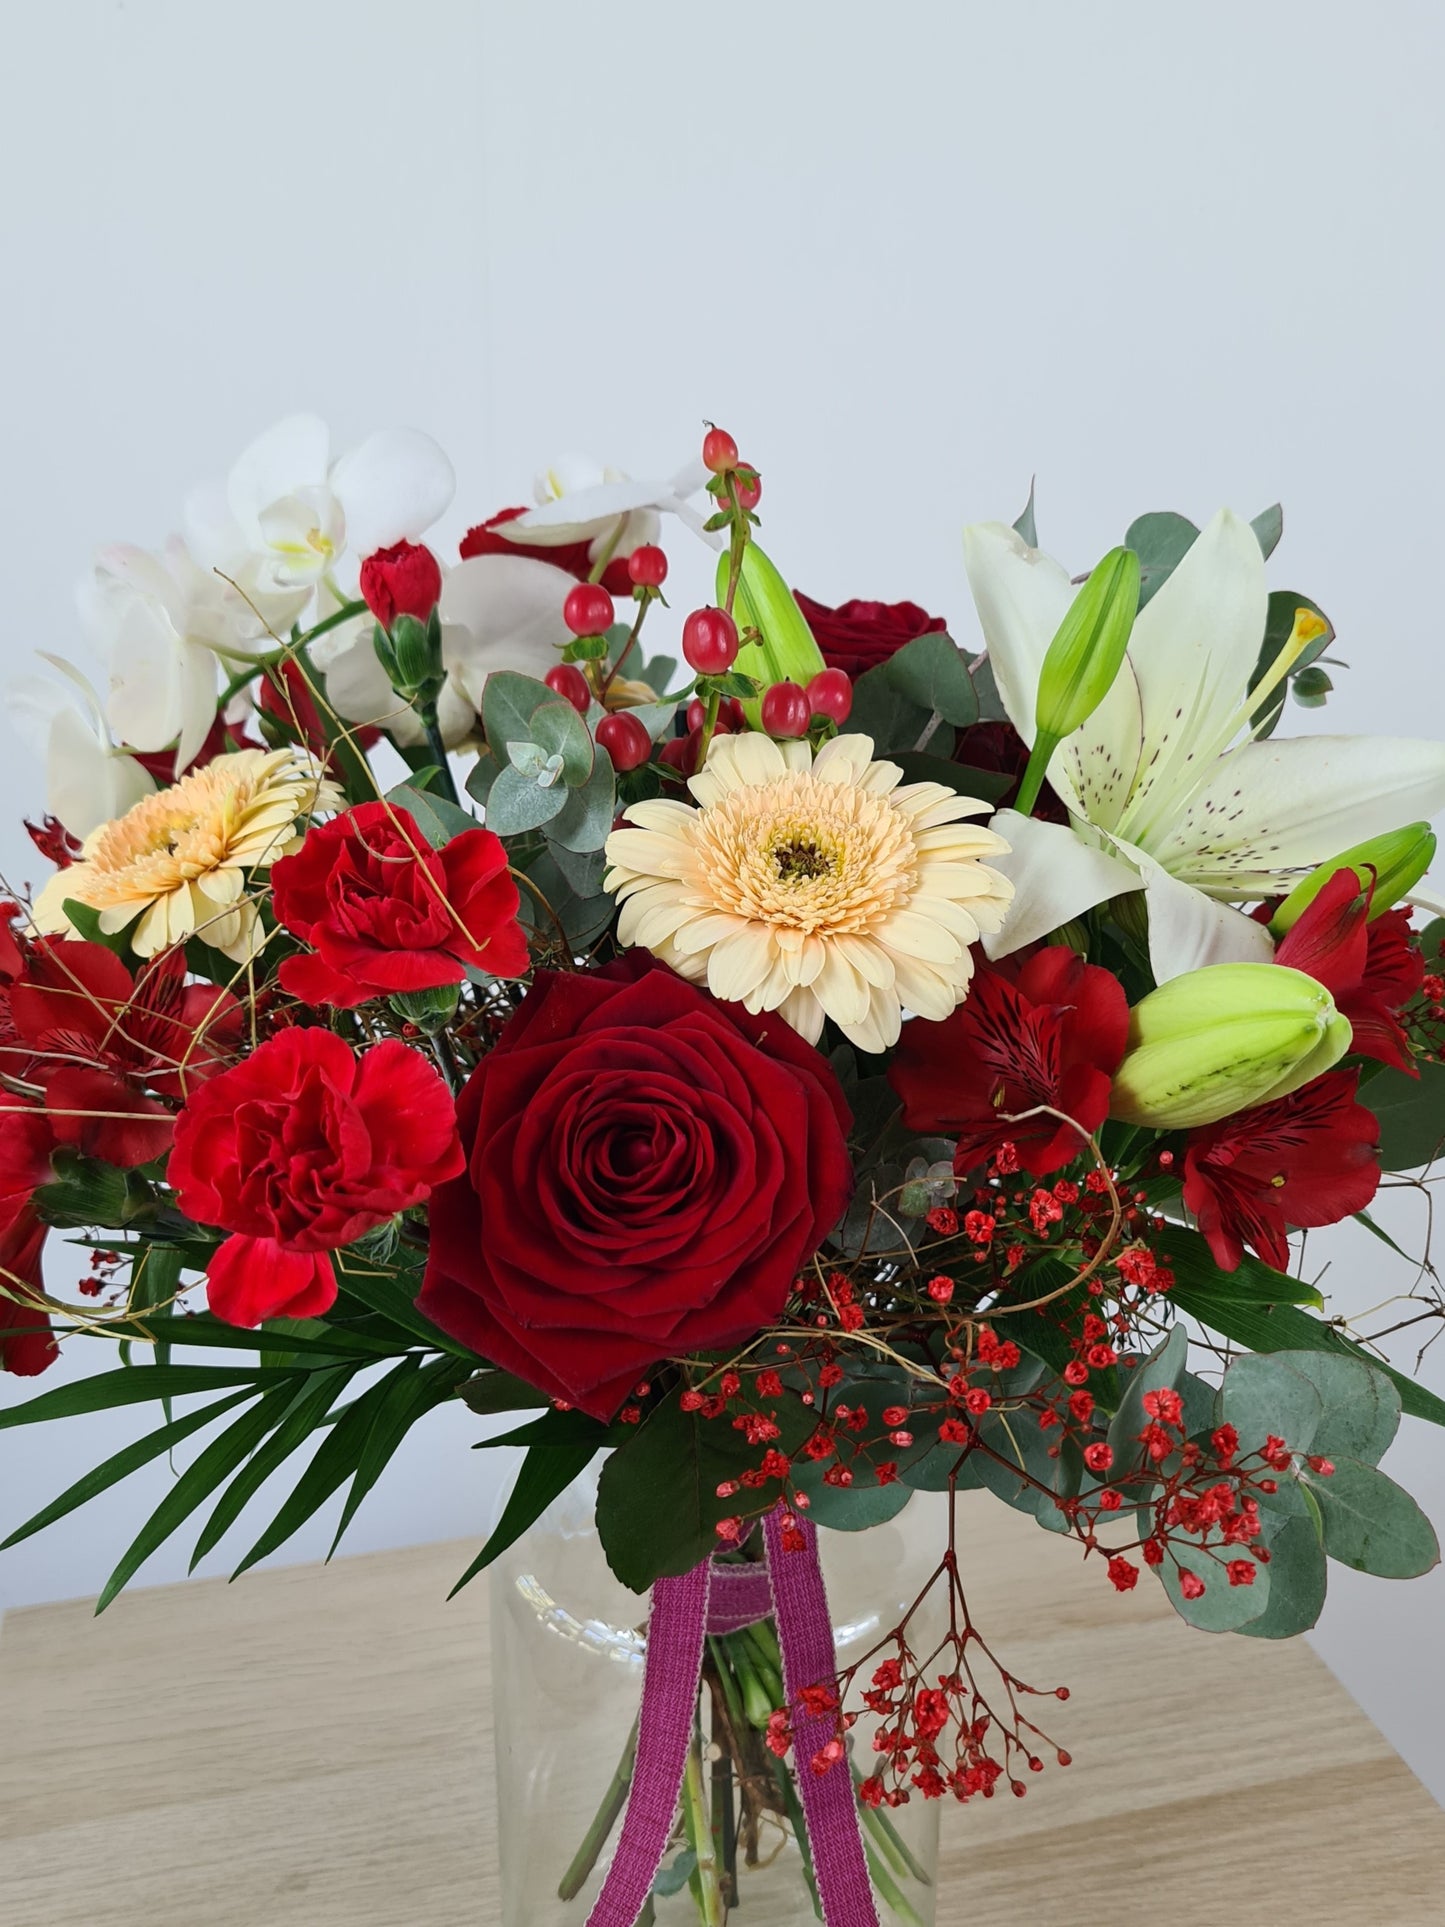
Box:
716, 544, 826, 698
1110, 962, 1353, 1130
1016, 546, 1139, 815
1269, 823, 1437, 934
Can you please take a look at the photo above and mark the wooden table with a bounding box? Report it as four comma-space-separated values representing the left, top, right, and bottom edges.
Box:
2, 1493, 1443, 1926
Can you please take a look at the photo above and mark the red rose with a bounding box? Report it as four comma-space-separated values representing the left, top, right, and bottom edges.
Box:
418, 955, 853, 1419
888, 947, 1130, 1176
271, 802, 529, 1009
793, 591, 948, 679
460, 506, 635, 597
169, 1029, 463, 1327
359, 540, 443, 628
0, 1096, 58, 1376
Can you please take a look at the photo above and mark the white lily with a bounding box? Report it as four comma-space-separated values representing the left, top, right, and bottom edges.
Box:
313, 552, 578, 749
965, 507, 1445, 979
499, 451, 721, 555
11, 656, 155, 838
184, 413, 455, 607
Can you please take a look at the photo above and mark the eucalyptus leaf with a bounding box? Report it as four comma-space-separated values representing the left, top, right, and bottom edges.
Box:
1303, 1458, 1440, 1578
546, 749, 617, 854
1236, 1511, 1327, 1639
1265, 1351, 1400, 1466
383, 782, 478, 847
804, 1480, 913, 1531
1107, 1322, 1189, 1468
481, 671, 556, 754
1216, 1352, 1324, 1458
1250, 503, 1284, 561
882, 632, 978, 727
1125, 511, 1198, 608
485, 763, 570, 835
1012, 480, 1038, 548
530, 698, 595, 786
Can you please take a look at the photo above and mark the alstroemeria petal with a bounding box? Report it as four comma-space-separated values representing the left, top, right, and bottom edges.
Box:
981, 810, 1139, 958
1149, 733, 1445, 898
961, 521, 1076, 751
1115, 508, 1267, 846
329, 427, 455, 557
1114, 838, 1275, 980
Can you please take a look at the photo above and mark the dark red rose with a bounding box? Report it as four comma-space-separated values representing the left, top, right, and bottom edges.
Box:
460, 507, 635, 597
271, 802, 529, 1009
1275, 869, 1425, 1073
169, 1029, 463, 1327
2, 940, 243, 1168
1183, 1068, 1380, 1273
418, 954, 854, 1420
889, 947, 1130, 1177
793, 591, 948, 680
359, 540, 444, 628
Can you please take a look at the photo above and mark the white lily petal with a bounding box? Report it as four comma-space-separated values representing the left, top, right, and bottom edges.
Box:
981, 810, 1139, 959
1115, 508, 1267, 844
227, 414, 331, 531
961, 520, 1076, 752
1150, 733, 1445, 897
1117, 839, 1276, 980
330, 426, 455, 557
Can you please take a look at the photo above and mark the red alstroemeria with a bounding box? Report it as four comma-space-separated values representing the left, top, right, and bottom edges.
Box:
888, 946, 1130, 1176
3, 939, 243, 1167
0, 1095, 59, 1376
257, 658, 382, 766
1275, 868, 1424, 1073
459, 506, 636, 596
1182, 1067, 1381, 1272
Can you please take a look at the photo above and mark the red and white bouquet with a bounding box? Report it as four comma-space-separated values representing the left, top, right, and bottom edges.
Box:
4, 415, 1445, 1925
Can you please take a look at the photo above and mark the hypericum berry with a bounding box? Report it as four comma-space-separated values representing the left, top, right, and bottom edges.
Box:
563, 582, 615, 637
806, 667, 853, 724
544, 664, 592, 714
702, 426, 739, 473
628, 545, 668, 588
761, 680, 811, 739
595, 710, 652, 772
686, 695, 744, 734
682, 606, 740, 674
732, 468, 763, 511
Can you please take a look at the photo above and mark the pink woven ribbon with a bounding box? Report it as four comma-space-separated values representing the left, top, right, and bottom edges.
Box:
585, 1508, 880, 1927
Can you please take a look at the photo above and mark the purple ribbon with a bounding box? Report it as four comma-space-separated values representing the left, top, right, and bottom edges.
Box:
585, 1508, 880, 1927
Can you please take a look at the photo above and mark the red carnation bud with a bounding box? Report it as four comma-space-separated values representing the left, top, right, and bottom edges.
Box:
359, 540, 443, 630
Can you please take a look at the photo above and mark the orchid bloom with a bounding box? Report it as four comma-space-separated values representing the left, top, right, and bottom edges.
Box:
11, 656, 154, 838
965, 508, 1445, 980
184, 413, 455, 606
498, 451, 721, 556
313, 552, 578, 748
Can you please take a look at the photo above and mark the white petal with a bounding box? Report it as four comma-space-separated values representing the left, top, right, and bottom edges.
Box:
1115, 508, 1267, 844
982, 810, 1139, 958
330, 427, 455, 556
437, 554, 577, 700
1150, 734, 1445, 898
1118, 841, 1276, 980
228, 414, 331, 530
49, 708, 153, 837
961, 520, 1076, 751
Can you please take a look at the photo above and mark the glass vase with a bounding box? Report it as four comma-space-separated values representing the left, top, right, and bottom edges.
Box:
490, 1471, 942, 1926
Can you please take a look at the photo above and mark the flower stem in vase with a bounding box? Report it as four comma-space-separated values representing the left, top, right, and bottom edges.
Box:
681, 1723, 725, 1927
557, 1716, 638, 1902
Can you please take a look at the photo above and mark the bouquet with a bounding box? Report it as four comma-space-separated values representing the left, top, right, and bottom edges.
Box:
4, 413, 1445, 1927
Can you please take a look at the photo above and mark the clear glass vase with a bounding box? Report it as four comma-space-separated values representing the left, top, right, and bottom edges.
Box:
490, 1471, 942, 1926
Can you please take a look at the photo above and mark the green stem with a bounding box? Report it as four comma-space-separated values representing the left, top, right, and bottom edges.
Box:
696, 685, 723, 765
771, 1760, 823, 1922
599, 593, 651, 700
217, 600, 368, 707
681, 1729, 724, 1927
557, 1718, 638, 1901
588, 515, 628, 584
293, 645, 376, 804
864, 1839, 926, 1927
853, 1765, 932, 1886
419, 706, 461, 806
1014, 727, 1061, 817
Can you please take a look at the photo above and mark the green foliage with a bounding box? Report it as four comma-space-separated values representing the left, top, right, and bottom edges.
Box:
457, 1371, 551, 1415
546, 748, 618, 854
449, 1440, 600, 1598
59, 896, 134, 959
32, 1151, 134, 1230
1216, 1352, 1324, 1455
804, 1479, 913, 1531
1249, 591, 1334, 735
1362, 1058, 1445, 1172
383, 782, 479, 847
845, 632, 976, 755
1125, 511, 1198, 608
1012, 480, 1038, 547
1302, 1458, 1439, 1579
1106, 1322, 1188, 1466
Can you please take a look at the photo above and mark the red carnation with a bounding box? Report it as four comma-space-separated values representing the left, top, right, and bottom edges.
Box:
459, 507, 635, 597
418, 954, 853, 1420
359, 540, 443, 629
169, 1029, 463, 1327
271, 802, 529, 1009
792, 591, 948, 680
1274, 869, 1424, 1073
888, 947, 1130, 1176
2, 940, 243, 1168
1182, 1067, 1381, 1273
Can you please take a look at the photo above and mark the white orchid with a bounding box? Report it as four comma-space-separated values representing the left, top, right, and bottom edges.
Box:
11, 656, 155, 839
499, 451, 720, 556
184, 413, 455, 606
965, 507, 1445, 980
313, 552, 579, 749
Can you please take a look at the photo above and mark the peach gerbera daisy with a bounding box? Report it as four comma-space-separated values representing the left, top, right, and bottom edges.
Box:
34, 748, 341, 964
603, 732, 1014, 1052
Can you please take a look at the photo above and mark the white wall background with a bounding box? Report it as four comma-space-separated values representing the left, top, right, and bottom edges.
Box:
4, 0, 1445, 1796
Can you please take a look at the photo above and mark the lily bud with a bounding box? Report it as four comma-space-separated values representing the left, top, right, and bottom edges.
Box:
1015, 545, 1139, 814
1110, 962, 1353, 1130
1270, 823, 1437, 934
717, 544, 827, 697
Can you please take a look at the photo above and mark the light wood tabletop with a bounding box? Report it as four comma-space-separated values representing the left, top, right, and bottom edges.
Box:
2, 1491, 1442, 1926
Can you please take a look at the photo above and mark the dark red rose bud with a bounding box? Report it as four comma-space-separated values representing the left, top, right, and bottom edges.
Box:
359, 540, 443, 630
761, 680, 811, 739
682, 606, 739, 674
595, 711, 652, 772
702, 426, 739, 473
807, 667, 853, 725
545, 664, 593, 714
794, 591, 948, 680
563, 581, 615, 637
627, 545, 668, 588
